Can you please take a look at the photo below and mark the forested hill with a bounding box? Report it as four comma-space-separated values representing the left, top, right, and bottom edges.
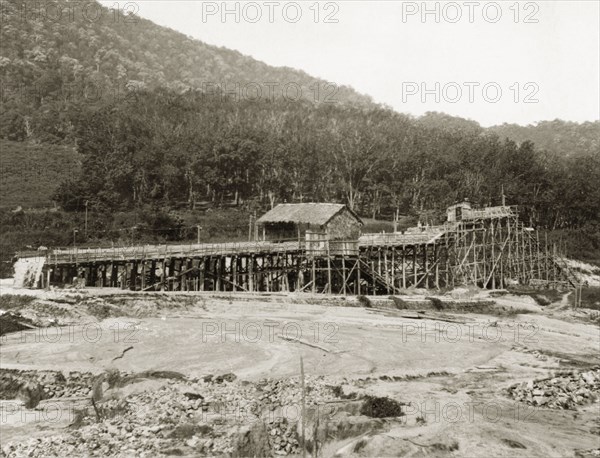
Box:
0, 0, 598, 268
0, 0, 372, 141
489, 120, 600, 159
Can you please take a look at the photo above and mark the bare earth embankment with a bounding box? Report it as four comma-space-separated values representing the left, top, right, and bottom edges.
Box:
0, 283, 599, 457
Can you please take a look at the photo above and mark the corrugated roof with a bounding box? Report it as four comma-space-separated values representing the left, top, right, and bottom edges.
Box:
257, 203, 361, 226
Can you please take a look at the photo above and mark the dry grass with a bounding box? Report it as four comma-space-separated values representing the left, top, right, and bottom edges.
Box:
571, 287, 600, 311
356, 295, 373, 308
0, 294, 36, 310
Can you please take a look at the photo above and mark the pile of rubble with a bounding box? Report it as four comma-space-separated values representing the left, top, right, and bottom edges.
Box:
0, 369, 94, 401
1, 372, 351, 457
508, 368, 600, 409
267, 417, 300, 455
255, 376, 341, 408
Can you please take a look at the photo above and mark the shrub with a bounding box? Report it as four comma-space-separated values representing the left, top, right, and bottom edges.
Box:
0, 294, 35, 310
356, 295, 372, 308
360, 395, 404, 418
571, 286, 600, 310
389, 295, 409, 309
426, 296, 445, 310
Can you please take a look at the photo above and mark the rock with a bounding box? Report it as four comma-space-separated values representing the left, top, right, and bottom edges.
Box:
18, 381, 44, 409
509, 368, 600, 410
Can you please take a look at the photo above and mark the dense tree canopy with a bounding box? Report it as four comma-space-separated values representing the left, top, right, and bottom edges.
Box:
1, 0, 598, 237
46, 89, 599, 232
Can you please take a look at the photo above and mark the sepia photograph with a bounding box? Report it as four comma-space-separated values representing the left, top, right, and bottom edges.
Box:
0, 1, 599, 457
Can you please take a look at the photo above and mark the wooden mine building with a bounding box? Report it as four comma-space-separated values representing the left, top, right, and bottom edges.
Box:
256, 203, 363, 241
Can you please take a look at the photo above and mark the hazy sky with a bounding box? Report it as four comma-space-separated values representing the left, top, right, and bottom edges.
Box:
103, 1, 600, 127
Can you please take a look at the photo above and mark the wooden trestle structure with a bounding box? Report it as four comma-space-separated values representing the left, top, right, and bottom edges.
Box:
37, 206, 576, 293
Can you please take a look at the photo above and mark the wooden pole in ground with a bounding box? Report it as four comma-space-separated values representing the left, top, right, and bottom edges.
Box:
391, 247, 396, 291
300, 356, 306, 458
544, 232, 549, 283
140, 261, 146, 290
327, 252, 332, 295
521, 224, 527, 283
357, 257, 361, 295
507, 218, 512, 281
247, 256, 253, 292
384, 249, 389, 293
402, 245, 406, 289
491, 221, 496, 289
232, 256, 237, 292
371, 259, 376, 295
413, 246, 417, 287
552, 244, 557, 283
312, 257, 316, 293
528, 230, 533, 281
435, 245, 440, 289
424, 244, 429, 289
342, 256, 347, 295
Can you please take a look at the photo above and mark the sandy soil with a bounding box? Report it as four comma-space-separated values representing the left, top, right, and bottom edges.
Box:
1, 286, 599, 457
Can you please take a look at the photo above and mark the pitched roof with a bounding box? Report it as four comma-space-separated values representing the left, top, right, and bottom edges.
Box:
257, 203, 362, 226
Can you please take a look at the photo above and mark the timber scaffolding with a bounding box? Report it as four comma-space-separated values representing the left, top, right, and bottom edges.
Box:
35, 205, 576, 293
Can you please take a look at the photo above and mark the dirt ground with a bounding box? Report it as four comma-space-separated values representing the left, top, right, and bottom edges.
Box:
0, 283, 599, 457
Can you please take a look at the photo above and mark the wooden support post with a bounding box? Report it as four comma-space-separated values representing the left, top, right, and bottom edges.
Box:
232, 256, 237, 292
552, 244, 557, 283
248, 256, 254, 292
140, 261, 146, 290
312, 258, 316, 294
342, 256, 347, 295
160, 260, 166, 291
544, 232, 549, 282
199, 258, 205, 291
507, 218, 512, 281
149, 260, 156, 290
424, 244, 429, 289
327, 254, 332, 295
520, 221, 526, 281
265, 256, 270, 292
491, 221, 496, 289
384, 250, 390, 293
181, 259, 189, 291
391, 248, 396, 291
528, 231, 533, 280
435, 245, 440, 289
371, 260, 376, 295
216, 257, 222, 291
356, 257, 361, 295
413, 246, 417, 286
130, 262, 137, 291
402, 245, 406, 289
444, 232, 449, 287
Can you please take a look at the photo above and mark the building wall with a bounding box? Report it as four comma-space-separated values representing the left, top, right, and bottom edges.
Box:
447, 203, 472, 222
325, 208, 362, 240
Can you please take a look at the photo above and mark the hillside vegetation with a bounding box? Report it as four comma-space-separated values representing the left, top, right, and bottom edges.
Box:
0, 0, 598, 273
0, 0, 371, 144
0, 140, 80, 208
490, 120, 600, 159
